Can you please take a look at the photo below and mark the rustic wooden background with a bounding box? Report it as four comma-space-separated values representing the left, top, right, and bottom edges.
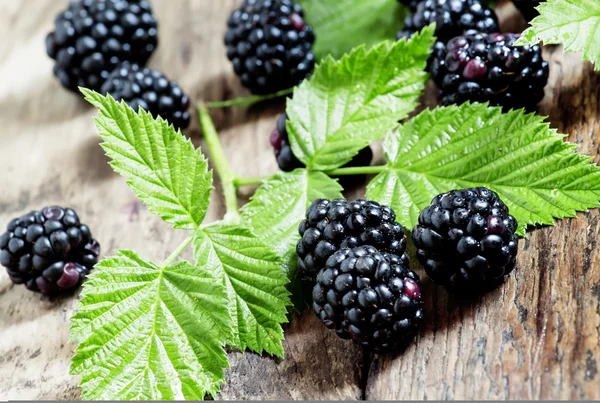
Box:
0, 0, 599, 400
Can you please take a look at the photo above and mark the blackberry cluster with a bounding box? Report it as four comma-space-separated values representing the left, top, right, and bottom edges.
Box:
225, 0, 316, 94
0, 206, 100, 295
512, 0, 543, 21
45, 0, 158, 92
270, 113, 373, 176
429, 30, 549, 111
412, 187, 518, 293
297, 199, 408, 281
313, 246, 424, 352
396, 0, 499, 49
101, 62, 191, 130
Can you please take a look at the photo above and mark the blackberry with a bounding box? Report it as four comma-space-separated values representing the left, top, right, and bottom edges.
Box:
512, 0, 543, 21
396, 0, 499, 47
225, 0, 316, 94
412, 187, 519, 293
45, 0, 158, 92
101, 62, 191, 130
297, 199, 408, 281
270, 113, 373, 175
429, 30, 549, 111
0, 206, 100, 295
313, 246, 424, 352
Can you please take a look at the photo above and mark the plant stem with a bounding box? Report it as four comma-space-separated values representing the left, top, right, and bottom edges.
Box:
206, 87, 294, 108
234, 175, 268, 187
162, 235, 193, 267
326, 165, 387, 176
233, 165, 388, 187
198, 104, 241, 223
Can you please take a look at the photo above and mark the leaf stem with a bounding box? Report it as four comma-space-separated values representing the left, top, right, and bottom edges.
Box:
206, 87, 294, 108
233, 165, 388, 187
162, 235, 193, 267
198, 105, 241, 223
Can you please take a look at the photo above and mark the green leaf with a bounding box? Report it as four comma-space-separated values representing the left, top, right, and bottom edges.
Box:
83, 89, 213, 229
193, 224, 291, 357
70, 251, 230, 400
286, 26, 435, 171
366, 103, 600, 236
240, 169, 343, 308
297, 0, 407, 59
516, 0, 600, 70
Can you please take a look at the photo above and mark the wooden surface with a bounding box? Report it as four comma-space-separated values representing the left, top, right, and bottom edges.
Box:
0, 0, 599, 400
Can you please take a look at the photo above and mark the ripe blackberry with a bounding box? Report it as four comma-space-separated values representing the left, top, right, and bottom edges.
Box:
396, 0, 499, 46
45, 0, 158, 92
101, 62, 191, 130
225, 0, 316, 94
313, 246, 424, 351
412, 187, 519, 293
0, 206, 100, 295
429, 30, 549, 111
297, 199, 408, 281
512, 0, 543, 21
270, 113, 373, 175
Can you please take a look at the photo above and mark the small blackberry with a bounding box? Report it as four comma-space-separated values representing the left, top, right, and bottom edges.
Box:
396, 0, 499, 46
512, 0, 543, 21
0, 206, 100, 295
297, 199, 408, 281
225, 0, 316, 94
101, 62, 191, 130
45, 0, 158, 92
412, 187, 519, 293
429, 30, 549, 111
270, 113, 373, 175
313, 246, 424, 351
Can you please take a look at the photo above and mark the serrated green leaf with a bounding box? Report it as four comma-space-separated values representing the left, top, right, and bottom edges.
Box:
193, 225, 291, 357
82, 89, 213, 229
297, 0, 407, 59
286, 26, 435, 171
366, 103, 600, 236
70, 250, 230, 400
516, 0, 600, 70
240, 169, 343, 308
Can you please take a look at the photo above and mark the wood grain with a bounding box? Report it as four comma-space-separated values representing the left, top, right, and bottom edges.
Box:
0, 0, 598, 400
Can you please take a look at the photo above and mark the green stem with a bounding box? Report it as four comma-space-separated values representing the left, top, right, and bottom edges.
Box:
326, 165, 387, 176
198, 104, 241, 223
233, 165, 388, 187
206, 87, 294, 108
162, 235, 193, 267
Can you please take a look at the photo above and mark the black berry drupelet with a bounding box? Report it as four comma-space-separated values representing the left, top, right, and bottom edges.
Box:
313, 246, 424, 351
270, 113, 373, 174
45, 0, 158, 92
396, 0, 499, 49
0, 206, 100, 295
297, 199, 408, 281
412, 187, 519, 294
101, 62, 191, 130
225, 0, 316, 94
512, 0, 543, 21
429, 30, 549, 111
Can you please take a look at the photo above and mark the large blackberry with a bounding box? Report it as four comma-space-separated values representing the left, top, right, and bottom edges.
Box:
101, 62, 191, 130
313, 246, 424, 351
45, 0, 158, 92
0, 206, 100, 295
429, 30, 549, 111
270, 113, 373, 175
225, 0, 316, 94
396, 0, 499, 46
297, 199, 408, 281
512, 0, 543, 21
412, 187, 518, 293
